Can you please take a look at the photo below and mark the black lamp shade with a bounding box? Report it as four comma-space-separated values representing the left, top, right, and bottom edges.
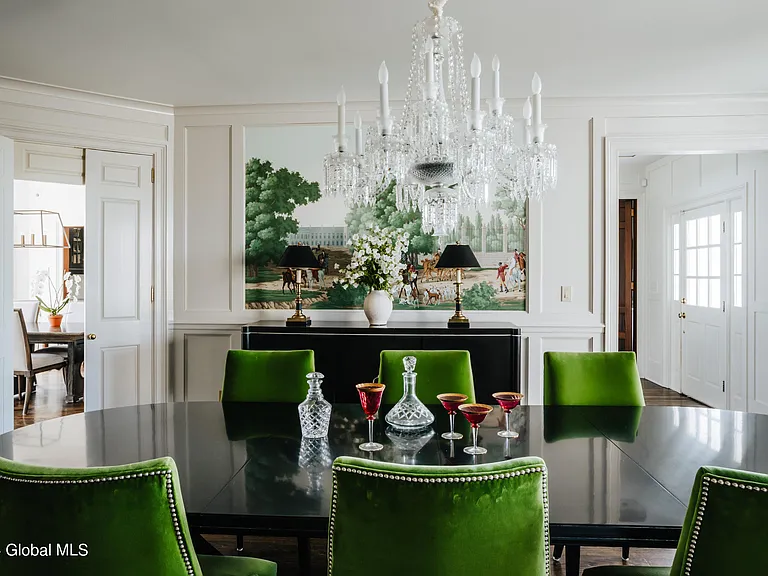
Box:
278, 245, 320, 268
435, 243, 480, 268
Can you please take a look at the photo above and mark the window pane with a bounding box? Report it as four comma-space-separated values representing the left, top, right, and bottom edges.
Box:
687, 249, 697, 277
709, 215, 720, 245
710, 279, 720, 309
698, 278, 709, 307
674, 223, 680, 250
734, 211, 743, 244
734, 244, 742, 275
698, 247, 709, 277
673, 250, 680, 274
687, 278, 697, 306
734, 276, 743, 308
686, 220, 697, 247
698, 217, 708, 246
674, 275, 680, 301
709, 246, 720, 277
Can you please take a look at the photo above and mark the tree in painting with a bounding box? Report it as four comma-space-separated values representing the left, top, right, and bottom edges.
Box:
244, 158, 321, 277
345, 180, 437, 265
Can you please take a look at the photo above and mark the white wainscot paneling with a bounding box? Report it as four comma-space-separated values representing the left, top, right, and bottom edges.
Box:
181, 125, 232, 315
671, 156, 700, 195
701, 154, 738, 188
175, 329, 240, 402
754, 313, 768, 414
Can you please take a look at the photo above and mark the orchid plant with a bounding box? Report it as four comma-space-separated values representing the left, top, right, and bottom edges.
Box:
31, 270, 81, 316
337, 227, 409, 294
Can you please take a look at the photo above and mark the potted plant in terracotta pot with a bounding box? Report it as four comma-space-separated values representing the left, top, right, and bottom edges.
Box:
337, 227, 409, 326
32, 270, 81, 327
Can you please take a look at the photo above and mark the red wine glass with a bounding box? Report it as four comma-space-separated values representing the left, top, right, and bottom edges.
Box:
458, 404, 494, 455
356, 383, 386, 452
437, 393, 468, 440
492, 392, 524, 438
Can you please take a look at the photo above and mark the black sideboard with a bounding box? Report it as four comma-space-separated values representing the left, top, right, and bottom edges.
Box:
241, 321, 521, 403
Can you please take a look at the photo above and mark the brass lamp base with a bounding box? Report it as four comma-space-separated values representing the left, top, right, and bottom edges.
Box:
286, 291, 311, 326
447, 274, 470, 328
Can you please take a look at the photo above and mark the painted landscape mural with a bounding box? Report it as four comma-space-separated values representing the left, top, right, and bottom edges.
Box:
245, 125, 526, 311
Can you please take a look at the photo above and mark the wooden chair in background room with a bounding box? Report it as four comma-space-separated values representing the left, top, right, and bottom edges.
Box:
12, 309, 67, 415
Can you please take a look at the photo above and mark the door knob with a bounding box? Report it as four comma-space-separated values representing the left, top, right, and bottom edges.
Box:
678, 312, 686, 319
87, 333, 97, 340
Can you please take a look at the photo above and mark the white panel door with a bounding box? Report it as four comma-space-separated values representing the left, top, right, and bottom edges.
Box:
729, 200, 747, 411
0, 137, 12, 433
681, 203, 727, 408
85, 150, 153, 410
670, 215, 682, 393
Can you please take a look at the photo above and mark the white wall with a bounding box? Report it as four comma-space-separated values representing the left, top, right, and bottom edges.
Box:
638, 153, 768, 413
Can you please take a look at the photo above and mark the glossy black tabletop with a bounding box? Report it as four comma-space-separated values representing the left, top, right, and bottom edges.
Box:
2, 403, 765, 545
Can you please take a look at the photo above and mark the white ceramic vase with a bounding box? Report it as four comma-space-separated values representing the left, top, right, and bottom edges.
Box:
363, 289, 393, 327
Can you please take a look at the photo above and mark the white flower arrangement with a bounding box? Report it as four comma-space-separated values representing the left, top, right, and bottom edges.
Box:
31, 270, 81, 316
338, 227, 410, 294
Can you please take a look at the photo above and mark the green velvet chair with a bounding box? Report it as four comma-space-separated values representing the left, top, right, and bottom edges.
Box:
0, 455, 276, 576
377, 350, 475, 405
544, 351, 644, 564
583, 466, 768, 575
221, 349, 315, 403
328, 456, 550, 576
543, 351, 645, 407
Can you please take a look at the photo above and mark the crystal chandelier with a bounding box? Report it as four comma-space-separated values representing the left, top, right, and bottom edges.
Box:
324, 0, 557, 233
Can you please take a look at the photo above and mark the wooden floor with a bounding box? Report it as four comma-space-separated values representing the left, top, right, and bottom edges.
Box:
13, 371, 83, 429
202, 379, 706, 575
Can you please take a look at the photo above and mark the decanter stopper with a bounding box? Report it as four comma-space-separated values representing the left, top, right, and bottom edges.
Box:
298, 372, 332, 438
403, 356, 417, 374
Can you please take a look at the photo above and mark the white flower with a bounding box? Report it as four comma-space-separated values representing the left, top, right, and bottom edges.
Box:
334, 263, 340, 270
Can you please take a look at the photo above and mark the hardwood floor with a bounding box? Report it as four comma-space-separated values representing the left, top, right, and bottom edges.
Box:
201, 381, 705, 575
13, 370, 83, 429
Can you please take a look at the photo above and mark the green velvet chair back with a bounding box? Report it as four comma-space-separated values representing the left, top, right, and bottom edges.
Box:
221, 349, 315, 403
377, 350, 475, 405
543, 351, 644, 406
0, 456, 201, 575
328, 456, 549, 576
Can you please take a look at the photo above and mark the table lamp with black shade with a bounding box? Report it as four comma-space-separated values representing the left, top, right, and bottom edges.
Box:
435, 243, 480, 328
278, 245, 320, 326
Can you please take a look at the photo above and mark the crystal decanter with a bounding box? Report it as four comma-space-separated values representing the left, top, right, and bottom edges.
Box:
298, 372, 332, 438
384, 356, 435, 430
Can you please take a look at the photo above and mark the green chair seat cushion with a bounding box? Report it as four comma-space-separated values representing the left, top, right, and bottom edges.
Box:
329, 456, 549, 576
222, 349, 315, 403
378, 350, 475, 405
543, 351, 645, 406
582, 567, 671, 576
198, 555, 277, 576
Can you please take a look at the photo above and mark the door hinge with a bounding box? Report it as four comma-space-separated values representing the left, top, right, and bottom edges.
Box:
151, 286, 155, 303
722, 300, 726, 313
151, 167, 155, 184
631, 208, 635, 217
722, 221, 726, 234
723, 380, 726, 392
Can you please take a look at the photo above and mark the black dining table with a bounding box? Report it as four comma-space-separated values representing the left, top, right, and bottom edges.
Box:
26, 322, 85, 402
1, 402, 766, 576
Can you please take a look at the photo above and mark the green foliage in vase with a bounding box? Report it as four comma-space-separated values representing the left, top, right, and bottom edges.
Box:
244, 158, 321, 276
325, 282, 368, 308
462, 281, 500, 310
345, 180, 437, 264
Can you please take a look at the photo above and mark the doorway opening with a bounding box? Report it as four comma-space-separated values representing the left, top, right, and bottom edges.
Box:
13, 179, 85, 428
618, 199, 637, 352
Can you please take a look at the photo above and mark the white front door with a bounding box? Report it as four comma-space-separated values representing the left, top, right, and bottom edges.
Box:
0, 137, 12, 433
85, 150, 153, 410
729, 200, 747, 411
680, 203, 727, 408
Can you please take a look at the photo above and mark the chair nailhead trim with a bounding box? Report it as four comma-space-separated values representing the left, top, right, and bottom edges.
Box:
682, 475, 768, 576
328, 465, 551, 575
0, 469, 195, 576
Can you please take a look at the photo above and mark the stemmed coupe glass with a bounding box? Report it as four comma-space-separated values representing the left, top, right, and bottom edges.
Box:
437, 393, 468, 440
356, 383, 386, 452
458, 404, 494, 455
492, 392, 524, 438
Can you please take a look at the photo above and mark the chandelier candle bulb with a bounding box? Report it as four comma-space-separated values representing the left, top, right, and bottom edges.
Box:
425, 38, 435, 84
470, 53, 481, 112
337, 87, 346, 144
378, 61, 390, 129
523, 97, 533, 145
354, 113, 364, 156
492, 55, 500, 99
531, 72, 542, 133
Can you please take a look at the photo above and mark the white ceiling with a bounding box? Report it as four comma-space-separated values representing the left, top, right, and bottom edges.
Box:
1, 0, 767, 106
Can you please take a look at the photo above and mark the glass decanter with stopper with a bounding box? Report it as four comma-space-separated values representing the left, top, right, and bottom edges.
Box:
384, 356, 435, 430
298, 372, 332, 438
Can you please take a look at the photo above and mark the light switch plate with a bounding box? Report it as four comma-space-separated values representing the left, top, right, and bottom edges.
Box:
561, 286, 572, 302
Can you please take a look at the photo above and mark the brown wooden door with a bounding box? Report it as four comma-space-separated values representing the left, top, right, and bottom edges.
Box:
619, 200, 637, 352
